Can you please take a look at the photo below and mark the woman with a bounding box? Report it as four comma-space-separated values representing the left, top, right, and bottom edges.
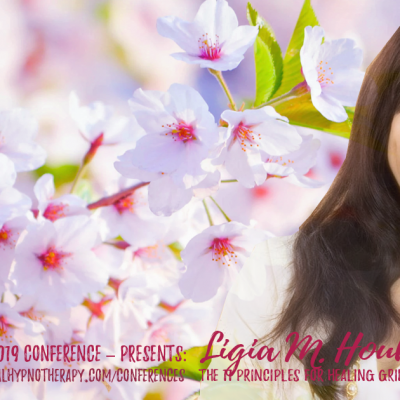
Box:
200, 27, 400, 400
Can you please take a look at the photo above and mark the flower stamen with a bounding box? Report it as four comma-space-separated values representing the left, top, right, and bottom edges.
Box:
233, 122, 261, 152
134, 244, 159, 260
163, 121, 196, 143
317, 60, 334, 86
0, 226, 15, 249
198, 33, 221, 60
0, 228, 9, 242
265, 155, 295, 166
0, 316, 16, 345
150, 327, 170, 343
38, 247, 70, 271
210, 238, 237, 266
114, 195, 135, 214
43, 203, 68, 222
0, 316, 8, 337
21, 307, 44, 322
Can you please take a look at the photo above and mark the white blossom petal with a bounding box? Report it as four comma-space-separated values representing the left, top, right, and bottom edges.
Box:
53, 215, 99, 252
115, 150, 161, 182
300, 26, 363, 122
221, 25, 259, 58
2, 141, 46, 172
130, 134, 186, 174
225, 141, 266, 188
192, 170, 221, 198
178, 253, 225, 302
0, 187, 31, 226
34, 173, 55, 204
311, 92, 349, 122
148, 175, 193, 216
322, 69, 365, 107
70, 91, 136, 144
0, 153, 16, 190
156, 16, 201, 54
193, 0, 238, 44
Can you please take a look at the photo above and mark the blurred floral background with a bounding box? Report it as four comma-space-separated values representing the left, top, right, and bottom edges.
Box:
6, 0, 398, 236
1, 0, 399, 399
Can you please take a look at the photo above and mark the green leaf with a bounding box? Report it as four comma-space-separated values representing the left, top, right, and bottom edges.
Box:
143, 394, 163, 400
74, 179, 95, 203
246, 1, 258, 24
167, 241, 184, 261
273, 0, 319, 98
275, 93, 352, 138
247, 3, 283, 105
34, 164, 79, 188
95, 1, 111, 22
149, 346, 211, 381
344, 106, 355, 120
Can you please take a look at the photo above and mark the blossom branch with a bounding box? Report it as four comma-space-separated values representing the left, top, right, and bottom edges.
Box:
159, 300, 185, 313
202, 199, 214, 226
254, 81, 309, 109
87, 182, 150, 210
209, 69, 237, 111
70, 164, 89, 194
103, 240, 131, 250
209, 196, 231, 222
70, 133, 104, 193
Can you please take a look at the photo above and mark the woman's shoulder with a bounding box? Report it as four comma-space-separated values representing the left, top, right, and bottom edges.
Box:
264, 232, 298, 261
247, 232, 297, 264
229, 232, 297, 303
217, 233, 301, 373
250, 232, 297, 278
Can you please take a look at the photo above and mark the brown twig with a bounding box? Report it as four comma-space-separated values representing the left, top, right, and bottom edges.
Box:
87, 182, 150, 210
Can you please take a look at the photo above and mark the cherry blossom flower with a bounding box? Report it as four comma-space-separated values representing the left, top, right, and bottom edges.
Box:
0, 187, 31, 226
115, 84, 224, 216
116, 153, 222, 217
92, 242, 130, 280
0, 108, 46, 173
263, 131, 323, 188
179, 222, 268, 302
0, 188, 32, 290
69, 91, 141, 147
300, 26, 364, 122
14, 295, 72, 345
85, 290, 154, 368
0, 154, 16, 190
34, 173, 89, 222
127, 84, 221, 187
0, 216, 31, 291
0, 303, 45, 371
140, 311, 201, 367
94, 178, 170, 247
119, 261, 184, 317
10, 216, 108, 311
157, 0, 259, 71
129, 241, 184, 289
220, 107, 302, 188
114, 160, 189, 216
94, 238, 184, 292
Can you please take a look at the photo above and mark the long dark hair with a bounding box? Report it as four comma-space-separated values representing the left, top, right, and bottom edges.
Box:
265, 27, 400, 399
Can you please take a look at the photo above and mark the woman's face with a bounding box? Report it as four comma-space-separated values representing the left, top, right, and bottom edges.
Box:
388, 113, 400, 184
